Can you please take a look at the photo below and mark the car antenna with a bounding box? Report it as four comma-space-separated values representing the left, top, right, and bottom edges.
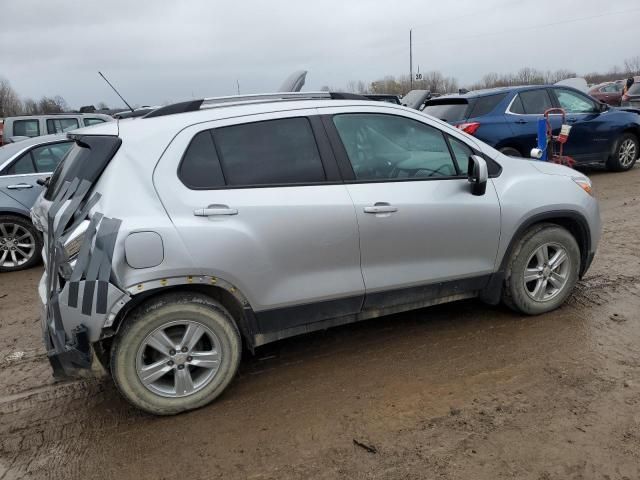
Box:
98, 71, 135, 113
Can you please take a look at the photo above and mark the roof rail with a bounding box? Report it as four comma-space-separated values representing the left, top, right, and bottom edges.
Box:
144, 91, 369, 119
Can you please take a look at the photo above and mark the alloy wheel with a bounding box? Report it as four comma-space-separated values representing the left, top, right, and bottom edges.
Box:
136, 320, 222, 398
619, 138, 637, 168
0, 223, 36, 268
523, 242, 571, 302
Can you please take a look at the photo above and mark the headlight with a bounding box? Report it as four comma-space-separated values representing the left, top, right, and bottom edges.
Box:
63, 220, 90, 260
572, 177, 593, 196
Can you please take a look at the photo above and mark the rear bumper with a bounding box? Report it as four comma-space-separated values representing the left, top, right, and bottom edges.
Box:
39, 274, 93, 378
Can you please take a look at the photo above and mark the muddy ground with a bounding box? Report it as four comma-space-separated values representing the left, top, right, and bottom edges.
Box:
1, 167, 639, 480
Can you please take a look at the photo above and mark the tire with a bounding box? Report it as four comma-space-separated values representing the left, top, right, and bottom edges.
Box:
502, 224, 580, 315
110, 293, 241, 415
0, 215, 42, 273
606, 133, 638, 171
499, 147, 523, 158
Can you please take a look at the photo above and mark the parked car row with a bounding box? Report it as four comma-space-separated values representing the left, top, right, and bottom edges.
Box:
422, 84, 640, 171
1, 113, 112, 145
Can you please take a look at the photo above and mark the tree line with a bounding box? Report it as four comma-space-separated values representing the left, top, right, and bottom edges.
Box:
323, 55, 640, 96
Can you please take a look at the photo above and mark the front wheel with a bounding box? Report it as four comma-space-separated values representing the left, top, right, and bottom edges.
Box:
111, 293, 241, 415
606, 133, 638, 171
503, 224, 580, 315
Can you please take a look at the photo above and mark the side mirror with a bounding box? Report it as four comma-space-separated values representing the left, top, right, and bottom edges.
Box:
467, 155, 488, 196
599, 102, 609, 112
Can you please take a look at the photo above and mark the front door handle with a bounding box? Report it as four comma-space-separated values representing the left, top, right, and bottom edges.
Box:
193, 205, 238, 216
515, 118, 527, 124
7, 183, 33, 190
566, 117, 577, 123
364, 203, 398, 214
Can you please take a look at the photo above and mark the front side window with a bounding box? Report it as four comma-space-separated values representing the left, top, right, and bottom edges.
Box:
333, 113, 458, 180
30, 142, 73, 173
13, 119, 40, 137
554, 89, 596, 113
516, 89, 553, 115
83, 118, 106, 127
213, 117, 325, 186
46, 118, 79, 134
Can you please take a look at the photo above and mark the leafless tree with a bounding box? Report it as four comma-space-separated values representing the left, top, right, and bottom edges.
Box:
0, 78, 22, 117
624, 56, 640, 76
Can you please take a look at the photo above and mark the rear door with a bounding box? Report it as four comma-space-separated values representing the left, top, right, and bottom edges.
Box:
153, 110, 364, 332
506, 88, 558, 155
549, 87, 609, 162
322, 106, 501, 309
0, 141, 72, 208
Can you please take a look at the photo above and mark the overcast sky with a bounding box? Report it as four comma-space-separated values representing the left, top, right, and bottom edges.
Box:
1, 0, 639, 109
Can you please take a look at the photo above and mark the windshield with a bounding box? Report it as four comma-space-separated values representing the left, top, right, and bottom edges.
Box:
422, 101, 470, 122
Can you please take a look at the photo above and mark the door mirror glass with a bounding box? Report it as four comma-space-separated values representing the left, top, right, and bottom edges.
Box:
467, 155, 488, 196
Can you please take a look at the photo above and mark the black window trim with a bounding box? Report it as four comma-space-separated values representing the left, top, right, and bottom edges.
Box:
177, 115, 343, 191
321, 112, 502, 184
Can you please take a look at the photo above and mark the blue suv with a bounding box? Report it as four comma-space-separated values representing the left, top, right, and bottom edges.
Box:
423, 85, 640, 171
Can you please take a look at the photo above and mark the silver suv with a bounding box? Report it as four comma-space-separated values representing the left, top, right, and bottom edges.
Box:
32, 92, 601, 415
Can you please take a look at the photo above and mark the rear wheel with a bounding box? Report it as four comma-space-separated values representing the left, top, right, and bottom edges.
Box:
606, 133, 638, 171
503, 224, 580, 315
0, 215, 42, 273
111, 293, 241, 415
499, 147, 523, 157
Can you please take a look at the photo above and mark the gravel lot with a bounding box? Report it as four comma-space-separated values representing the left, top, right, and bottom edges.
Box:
0, 166, 639, 480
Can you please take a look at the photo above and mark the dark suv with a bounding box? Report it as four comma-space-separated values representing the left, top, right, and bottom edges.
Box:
423, 85, 640, 171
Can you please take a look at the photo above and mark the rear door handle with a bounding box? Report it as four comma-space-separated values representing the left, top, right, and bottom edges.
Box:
193, 205, 238, 216
515, 119, 527, 124
7, 183, 33, 190
364, 203, 398, 214
566, 117, 577, 123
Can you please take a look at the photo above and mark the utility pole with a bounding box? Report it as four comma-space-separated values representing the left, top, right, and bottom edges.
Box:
409, 29, 413, 89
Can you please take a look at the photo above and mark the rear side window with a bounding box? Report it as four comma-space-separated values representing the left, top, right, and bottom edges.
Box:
83, 118, 106, 127
47, 118, 79, 134
179, 131, 225, 189
515, 89, 553, 114
422, 101, 470, 122
13, 119, 40, 137
6, 153, 36, 175
468, 93, 507, 118
213, 117, 326, 186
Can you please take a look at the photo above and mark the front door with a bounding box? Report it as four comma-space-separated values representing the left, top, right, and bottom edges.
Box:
550, 87, 609, 163
153, 111, 364, 332
326, 108, 501, 309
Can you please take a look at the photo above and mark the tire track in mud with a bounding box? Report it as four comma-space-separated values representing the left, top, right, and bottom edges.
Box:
1, 273, 639, 479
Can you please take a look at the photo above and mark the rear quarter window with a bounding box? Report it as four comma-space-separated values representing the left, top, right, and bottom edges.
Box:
178, 131, 226, 189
